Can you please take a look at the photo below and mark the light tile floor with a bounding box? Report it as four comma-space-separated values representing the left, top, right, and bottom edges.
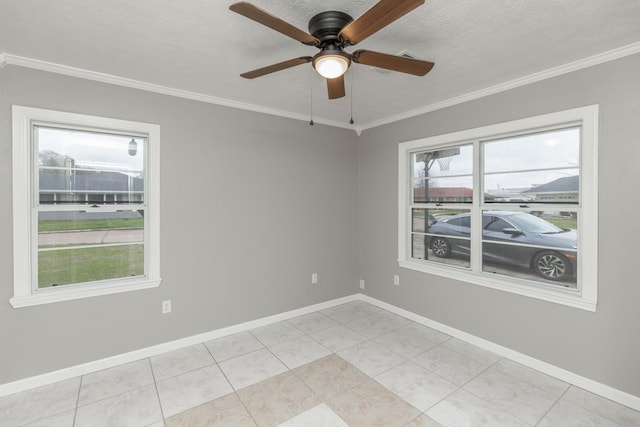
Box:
2, 301, 640, 426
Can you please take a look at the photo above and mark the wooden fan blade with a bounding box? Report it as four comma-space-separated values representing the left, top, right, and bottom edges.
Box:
229, 2, 319, 46
240, 57, 312, 79
352, 50, 434, 76
339, 0, 424, 45
327, 75, 346, 99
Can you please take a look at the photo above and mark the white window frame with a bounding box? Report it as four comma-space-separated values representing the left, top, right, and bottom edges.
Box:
11, 106, 161, 308
398, 105, 598, 311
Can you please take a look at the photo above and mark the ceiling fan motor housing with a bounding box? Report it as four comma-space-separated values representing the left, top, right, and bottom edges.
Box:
308, 11, 353, 45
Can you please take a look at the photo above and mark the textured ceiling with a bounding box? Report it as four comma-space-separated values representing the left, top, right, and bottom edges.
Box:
1, 0, 639, 129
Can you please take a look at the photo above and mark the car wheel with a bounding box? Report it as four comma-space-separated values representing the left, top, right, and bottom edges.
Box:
533, 251, 570, 281
430, 237, 451, 258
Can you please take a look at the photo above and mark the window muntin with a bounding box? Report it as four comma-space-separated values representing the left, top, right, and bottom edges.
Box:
11, 106, 161, 308
412, 145, 473, 203
412, 208, 472, 268
398, 106, 598, 311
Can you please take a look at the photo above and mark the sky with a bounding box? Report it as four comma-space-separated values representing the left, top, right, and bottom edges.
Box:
412, 127, 580, 192
37, 126, 145, 173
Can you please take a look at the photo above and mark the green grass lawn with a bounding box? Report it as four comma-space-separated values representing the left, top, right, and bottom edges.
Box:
543, 217, 577, 230
38, 244, 144, 288
39, 218, 143, 232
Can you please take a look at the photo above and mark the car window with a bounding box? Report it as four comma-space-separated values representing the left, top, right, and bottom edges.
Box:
446, 216, 470, 227
508, 213, 564, 233
485, 217, 512, 232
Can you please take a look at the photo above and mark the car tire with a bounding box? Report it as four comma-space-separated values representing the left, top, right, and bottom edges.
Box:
430, 237, 451, 258
533, 251, 571, 281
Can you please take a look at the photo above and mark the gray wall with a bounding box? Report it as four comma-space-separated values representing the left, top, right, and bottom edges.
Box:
358, 53, 640, 397
0, 66, 359, 384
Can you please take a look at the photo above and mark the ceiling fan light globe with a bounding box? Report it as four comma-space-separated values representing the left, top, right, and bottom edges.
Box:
314, 55, 350, 79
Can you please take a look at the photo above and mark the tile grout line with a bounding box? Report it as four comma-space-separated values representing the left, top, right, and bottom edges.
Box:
418, 385, 462, 423
298, 310, 448, 420
533, 385, 571, 426
12, 377, 84, 427
204, 330, 269, 365
401, 341, 507, 423
72, 375, 83, 427
557, 386, 631, 427
147, 357, 167, 426
70, 360, 157, 410
242, 310, 380, 425
149, 343, 217, 383
400, 339, 468, 416
490, 358, 572, 399
456, 354, 569, 426
364, 337, 464, 419
202, 337, 260, 427
452, 350, 580, 425
248, 323, 303, 349
453, 356, 511, 415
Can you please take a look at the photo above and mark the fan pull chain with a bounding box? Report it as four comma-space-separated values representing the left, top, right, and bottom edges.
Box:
309, 67, 314, 126
349, 68, 355, 125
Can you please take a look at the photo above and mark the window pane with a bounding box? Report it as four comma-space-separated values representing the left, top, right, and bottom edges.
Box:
481, 210, 577, 288
483, 128, 579, 173
38, 210, 144, 288
412, 209, 471, 268
412, 145, 472, 178
38, 127, 144, 205
413, 177, 474, 203
38, 245, 144, 288
484, 170, 578, 204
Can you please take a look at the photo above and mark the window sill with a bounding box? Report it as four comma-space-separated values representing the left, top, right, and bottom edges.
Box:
399, 259, 596, 312
9, 277, 162, 308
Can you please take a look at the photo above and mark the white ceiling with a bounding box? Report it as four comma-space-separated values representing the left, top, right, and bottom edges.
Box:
1, 1, 640, 130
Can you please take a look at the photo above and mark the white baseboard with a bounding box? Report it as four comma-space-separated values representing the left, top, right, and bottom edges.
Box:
2, 292, 639, 413
359, 294, 640, 412
0, 294, 359, 397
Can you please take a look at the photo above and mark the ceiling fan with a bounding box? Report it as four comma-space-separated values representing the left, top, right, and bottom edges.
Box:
229, 0, 435, 100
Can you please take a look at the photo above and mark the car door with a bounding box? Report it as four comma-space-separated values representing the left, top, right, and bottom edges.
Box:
482, 215, 532, 267
444, 215, 472, 255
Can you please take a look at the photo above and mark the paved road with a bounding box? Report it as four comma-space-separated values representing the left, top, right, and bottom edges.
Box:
39, 229, 143, 246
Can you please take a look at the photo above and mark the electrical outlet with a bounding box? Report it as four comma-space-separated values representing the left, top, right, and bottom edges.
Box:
162, 300, 171, 314
359, 279, 365, 289
312, 273, 318, 284
393, 275, 400, 286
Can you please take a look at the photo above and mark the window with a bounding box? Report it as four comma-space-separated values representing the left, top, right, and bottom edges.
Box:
11, 106, 161, 307
398, 105, 598, 311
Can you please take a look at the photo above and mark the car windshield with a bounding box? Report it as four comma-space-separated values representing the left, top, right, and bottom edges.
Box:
507, 213, 565, 234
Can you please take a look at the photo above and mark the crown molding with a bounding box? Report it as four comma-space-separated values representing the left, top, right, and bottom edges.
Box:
1, 53, 354, 131
358, 41, 640, 132
3, 41, 640, 134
